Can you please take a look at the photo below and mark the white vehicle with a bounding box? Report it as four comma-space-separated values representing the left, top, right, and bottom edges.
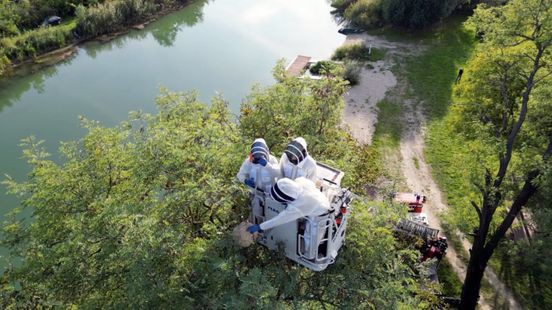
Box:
250, 163, 353, 271
409, 212, 429, 226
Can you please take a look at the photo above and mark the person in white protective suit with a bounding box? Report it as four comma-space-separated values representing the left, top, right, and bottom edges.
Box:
236, 138, 280, 193
237, 138, 280, 224
279, 137, 317, 182
247, 178, 331, 258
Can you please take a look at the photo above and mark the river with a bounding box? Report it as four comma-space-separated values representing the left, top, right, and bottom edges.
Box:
0, 0, 344, 258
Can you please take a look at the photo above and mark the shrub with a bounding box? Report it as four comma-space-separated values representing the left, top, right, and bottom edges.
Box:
382, 0, 460, 29
338, 0, 462, 29
0, 54, 11, 76
0, 0, 20, 37
331, 0, 356, 10
309, 60, 344, 76
344, 0, 386, 29
332, 43, 385, 62
76, 0, 158, 37
343, 61, 362, 85
0, 25, 73, 61
333, 43, 366, 61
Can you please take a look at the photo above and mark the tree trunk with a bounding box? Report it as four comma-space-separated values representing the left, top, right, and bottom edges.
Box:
460, 248, 488, 309
460, 198, 491, 310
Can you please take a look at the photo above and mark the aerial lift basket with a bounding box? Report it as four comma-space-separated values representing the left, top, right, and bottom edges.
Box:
251, 163, 352, 271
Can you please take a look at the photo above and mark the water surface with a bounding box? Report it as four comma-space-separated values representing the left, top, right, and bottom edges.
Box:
0, 0, 344, 231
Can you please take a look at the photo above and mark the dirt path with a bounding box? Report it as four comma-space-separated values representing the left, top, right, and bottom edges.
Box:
341, 32, 522, 309
398, 83, 522, 310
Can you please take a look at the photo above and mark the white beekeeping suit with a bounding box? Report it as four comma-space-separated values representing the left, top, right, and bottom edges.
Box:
279, 137, 317, 182
236, 138, 280, 193
259, 177, 330, 231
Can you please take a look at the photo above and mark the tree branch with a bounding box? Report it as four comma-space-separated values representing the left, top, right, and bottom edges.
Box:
471, 201, 483, 220
484, 134, 552, 259
494, 47, 545, 188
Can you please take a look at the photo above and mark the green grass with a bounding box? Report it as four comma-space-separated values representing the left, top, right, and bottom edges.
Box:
413, 157, 420, 170
403, 16, 475, 120
373, 98, 402, 147
332, 43, 386, 62
395, 15, 481, 235
437, 259, 462, 297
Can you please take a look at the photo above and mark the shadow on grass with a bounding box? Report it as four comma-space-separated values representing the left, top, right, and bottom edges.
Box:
403, 15, 476, 121
374, 98, 402, 146
437, 258, 463, 296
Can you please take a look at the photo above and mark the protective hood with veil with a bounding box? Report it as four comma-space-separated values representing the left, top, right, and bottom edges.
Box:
259, 177, 330, 231
279, 137, 318, 182
236, 138, 280, 192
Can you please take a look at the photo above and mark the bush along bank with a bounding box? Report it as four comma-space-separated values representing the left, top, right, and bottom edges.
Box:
331, 0, 465, 30
0, 0, 192, 77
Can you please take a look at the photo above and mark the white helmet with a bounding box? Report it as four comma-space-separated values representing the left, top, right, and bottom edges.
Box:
270, 178, 302, 203
284, 137, 308, 165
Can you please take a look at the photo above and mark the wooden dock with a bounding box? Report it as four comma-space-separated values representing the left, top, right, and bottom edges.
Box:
285, 55, 311, 76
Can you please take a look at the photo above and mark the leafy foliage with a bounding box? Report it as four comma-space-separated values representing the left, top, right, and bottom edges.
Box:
1, 66, 433, 307
333, 0, 463, 29
0, 0, 21, 37
383, 0, 461, 29
0, 22, 74, 61
332, 42, 385, 62
75, 0, 157, 37
308, 60, 344, 76
0, 0, 191, 77
343, 60, 362, 86
343, 0, 386, 29
421, 0, 552, 307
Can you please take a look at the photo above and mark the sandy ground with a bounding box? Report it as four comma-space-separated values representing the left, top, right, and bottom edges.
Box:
343, 61, 396, 144
342, 35, 398, 145
342, 32, 522, 309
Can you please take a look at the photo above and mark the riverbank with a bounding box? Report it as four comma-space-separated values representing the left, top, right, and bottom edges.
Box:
0, 0, 194, 79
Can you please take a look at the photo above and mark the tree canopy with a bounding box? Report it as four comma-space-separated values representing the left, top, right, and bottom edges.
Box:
451, 0, 552, 307
332, 0, 463, 29
1, 67, 437, 308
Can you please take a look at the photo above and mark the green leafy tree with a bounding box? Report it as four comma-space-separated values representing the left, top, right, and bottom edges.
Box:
332, 0, 463, 29
0, 0, 20, 37
240, 62, 381, 191
382, 0, 461, 29
1, 90, 246, 307
453, 1, 552, 308
2, 68, 434, 308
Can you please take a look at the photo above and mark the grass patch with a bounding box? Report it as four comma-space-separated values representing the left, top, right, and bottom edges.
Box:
397, 15, 479, 235
374, 98, 402, 147
404, 16, 475, 120
437, 259, 462, 297
332, 43, 386, 62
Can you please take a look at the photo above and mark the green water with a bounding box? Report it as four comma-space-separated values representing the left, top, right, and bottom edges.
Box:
0, 0, 344, 255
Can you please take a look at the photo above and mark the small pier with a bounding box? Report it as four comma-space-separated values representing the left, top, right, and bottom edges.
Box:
285, 55, 311, 76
